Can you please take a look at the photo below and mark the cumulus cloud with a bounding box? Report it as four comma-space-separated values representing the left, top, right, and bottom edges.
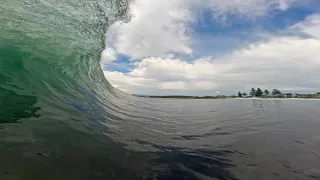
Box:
102, 0, 319, 95
104, 14, 320, 95
104, 0, 300, 60
103, 71, 152, 94
290, 14, 320, 39
106, 0, 194, 60
101, 48, 117, 64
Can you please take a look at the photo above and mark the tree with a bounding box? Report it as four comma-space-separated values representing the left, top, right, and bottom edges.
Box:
317, 92, 320, 95
272, 89, 282, 95
250, 88, 256, 96
264, 89, 270, 96
238, 91, 242, 97
242, 92, 247, 96
256, 88, 263, 97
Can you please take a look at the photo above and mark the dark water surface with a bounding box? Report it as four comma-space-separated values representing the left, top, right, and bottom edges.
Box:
1, 98, 320, 180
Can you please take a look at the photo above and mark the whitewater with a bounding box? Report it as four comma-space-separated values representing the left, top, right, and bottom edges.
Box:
1, 0, 320, 180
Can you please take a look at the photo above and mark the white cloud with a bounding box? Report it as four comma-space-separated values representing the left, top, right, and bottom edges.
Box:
101, 48, 117, 64
201, 0, 298, 21
106, 0, 194, 60
104, 14, 320, 95
103, 0, 300, 61
104, 68, 162, 95
290, 14, 320, 39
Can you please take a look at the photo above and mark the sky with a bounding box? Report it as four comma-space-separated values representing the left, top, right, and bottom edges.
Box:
101, 0, 320, 96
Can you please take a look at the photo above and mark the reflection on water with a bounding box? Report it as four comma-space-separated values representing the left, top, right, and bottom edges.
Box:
0, 87, 40, 124
0, 47, 42, 125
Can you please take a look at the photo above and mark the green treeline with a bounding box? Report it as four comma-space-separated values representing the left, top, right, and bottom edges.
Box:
238, 88, 282, 97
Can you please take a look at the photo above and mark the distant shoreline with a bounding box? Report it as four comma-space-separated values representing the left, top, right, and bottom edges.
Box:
134, 95, 320, 100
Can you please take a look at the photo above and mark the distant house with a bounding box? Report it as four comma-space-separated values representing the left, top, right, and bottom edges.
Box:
283, 93, 293, 98
296, 94, 315, 98
272, 94, 284, 98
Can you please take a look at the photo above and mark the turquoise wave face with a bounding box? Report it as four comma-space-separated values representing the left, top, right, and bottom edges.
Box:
0, 1, 150, 178
0, 0, 130, 125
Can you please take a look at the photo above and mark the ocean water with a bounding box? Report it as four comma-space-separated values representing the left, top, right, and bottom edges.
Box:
1, 1, 320, 180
